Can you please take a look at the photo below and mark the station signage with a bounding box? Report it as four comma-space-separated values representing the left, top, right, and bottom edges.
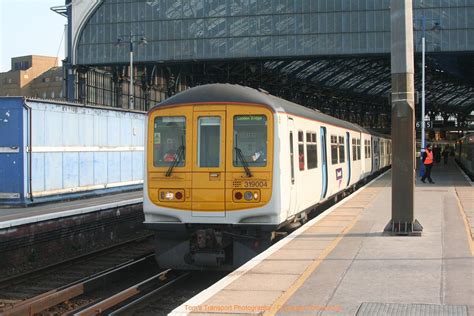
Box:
415, 121, 433, 129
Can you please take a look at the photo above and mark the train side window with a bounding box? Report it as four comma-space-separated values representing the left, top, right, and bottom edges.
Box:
307, 132, 318, 169
352, 138, 357, 161
357, 139, 361, 160
198, 117, 221, 167
298, 131, 305, 171
331, 135, 338, 164
365, 140, 371, 158
153, 116, 186, 167
338, 136, 345, 163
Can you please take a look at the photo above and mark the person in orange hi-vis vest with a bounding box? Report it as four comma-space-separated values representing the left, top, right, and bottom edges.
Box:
421, 144, 435, 184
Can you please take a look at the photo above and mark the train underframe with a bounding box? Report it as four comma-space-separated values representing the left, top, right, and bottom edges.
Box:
145, 223, 278, 271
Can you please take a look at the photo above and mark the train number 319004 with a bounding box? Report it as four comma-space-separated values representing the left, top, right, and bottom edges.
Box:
243, 180, 268, 188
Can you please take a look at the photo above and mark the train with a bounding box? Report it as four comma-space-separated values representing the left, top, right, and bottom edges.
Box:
143, 84, 391, 270
455, 133, 474, 179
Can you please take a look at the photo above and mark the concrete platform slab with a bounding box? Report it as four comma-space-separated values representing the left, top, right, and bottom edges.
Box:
250, 260, 312, 275
0, 190, 143, 228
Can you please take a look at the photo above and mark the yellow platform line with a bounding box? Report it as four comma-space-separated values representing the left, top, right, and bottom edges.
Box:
263, 211, 361, 316
454, 188, 474, 256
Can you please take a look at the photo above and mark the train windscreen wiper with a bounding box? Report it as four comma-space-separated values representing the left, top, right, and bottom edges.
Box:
234, 147, 252, 178
165, 145, 185, 177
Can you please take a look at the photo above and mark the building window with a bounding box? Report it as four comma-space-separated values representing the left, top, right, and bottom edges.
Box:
14, 61, 29, 70
338, 136, 345, 163
298, 131, 305, 171
331, 135, 338, 164
306, 132, 318, 169
51, 91, 55, 98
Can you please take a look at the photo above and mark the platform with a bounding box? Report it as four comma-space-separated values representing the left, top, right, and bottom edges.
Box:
0, 190, 143, 229
172, 160, 473, 315
0, 190, 145, 279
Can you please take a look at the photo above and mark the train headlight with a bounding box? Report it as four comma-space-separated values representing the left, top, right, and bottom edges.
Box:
235, 192, 243, 200
253, 192, 259, 200
244, 191, 253, 201
159, 189, 184, 202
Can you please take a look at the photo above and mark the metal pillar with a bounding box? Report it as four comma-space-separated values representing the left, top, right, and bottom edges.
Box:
129, 33, 135, 110
65, 0, 75, 102
385, 0, 422, 235
421, 15, 426, 152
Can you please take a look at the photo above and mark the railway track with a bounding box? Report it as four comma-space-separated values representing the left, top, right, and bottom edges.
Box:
0, 235, 156, 315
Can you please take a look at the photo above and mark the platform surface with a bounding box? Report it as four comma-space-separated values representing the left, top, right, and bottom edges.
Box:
0, 190, 143, 228
173, 160, 474, 316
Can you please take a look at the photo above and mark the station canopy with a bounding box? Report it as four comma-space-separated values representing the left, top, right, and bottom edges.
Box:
72, 0, 474, 128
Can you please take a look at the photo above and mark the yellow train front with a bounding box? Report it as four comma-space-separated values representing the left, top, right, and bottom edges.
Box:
144, 84, 276, 270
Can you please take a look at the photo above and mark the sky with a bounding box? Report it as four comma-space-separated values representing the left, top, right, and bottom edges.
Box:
0, 0, 66, 72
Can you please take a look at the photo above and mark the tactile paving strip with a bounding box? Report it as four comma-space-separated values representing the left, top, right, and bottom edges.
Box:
356, 302, 468, 316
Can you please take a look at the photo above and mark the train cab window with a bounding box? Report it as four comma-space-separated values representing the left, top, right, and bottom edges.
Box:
153, 116, 186, 167
198, 117, 221, 167
233, 115, 267, 167
338, 136, 345, 163
307, 132, 318, 169
298, 131, 305, 171
331, 135, 338, 164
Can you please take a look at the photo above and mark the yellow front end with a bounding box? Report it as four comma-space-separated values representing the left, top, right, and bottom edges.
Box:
147, 104, 273, 217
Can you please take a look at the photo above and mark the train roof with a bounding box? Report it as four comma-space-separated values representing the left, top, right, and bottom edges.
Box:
151, 84, 375, 134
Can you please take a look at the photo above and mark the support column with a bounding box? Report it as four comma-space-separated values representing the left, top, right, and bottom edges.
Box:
385, 0, 422, 235
65, 0, 75, 102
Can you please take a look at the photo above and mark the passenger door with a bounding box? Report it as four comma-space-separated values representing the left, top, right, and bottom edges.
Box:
0, 105, 24, 200
288, 118, 297, 215
192, 110, 226, 217
320, 126, 328, 199
346, 132, 351, 186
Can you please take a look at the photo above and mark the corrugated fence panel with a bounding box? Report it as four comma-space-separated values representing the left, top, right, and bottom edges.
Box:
107, 152, 121, 183
63, 152, 79, 188
44, 152, 63, 190
94, 152, 108, 185
120, 152, 132, 182
79, 152, 94, 186
132, 151, 144, 181
31, 153, 45, 192
26, 101, 145, 198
